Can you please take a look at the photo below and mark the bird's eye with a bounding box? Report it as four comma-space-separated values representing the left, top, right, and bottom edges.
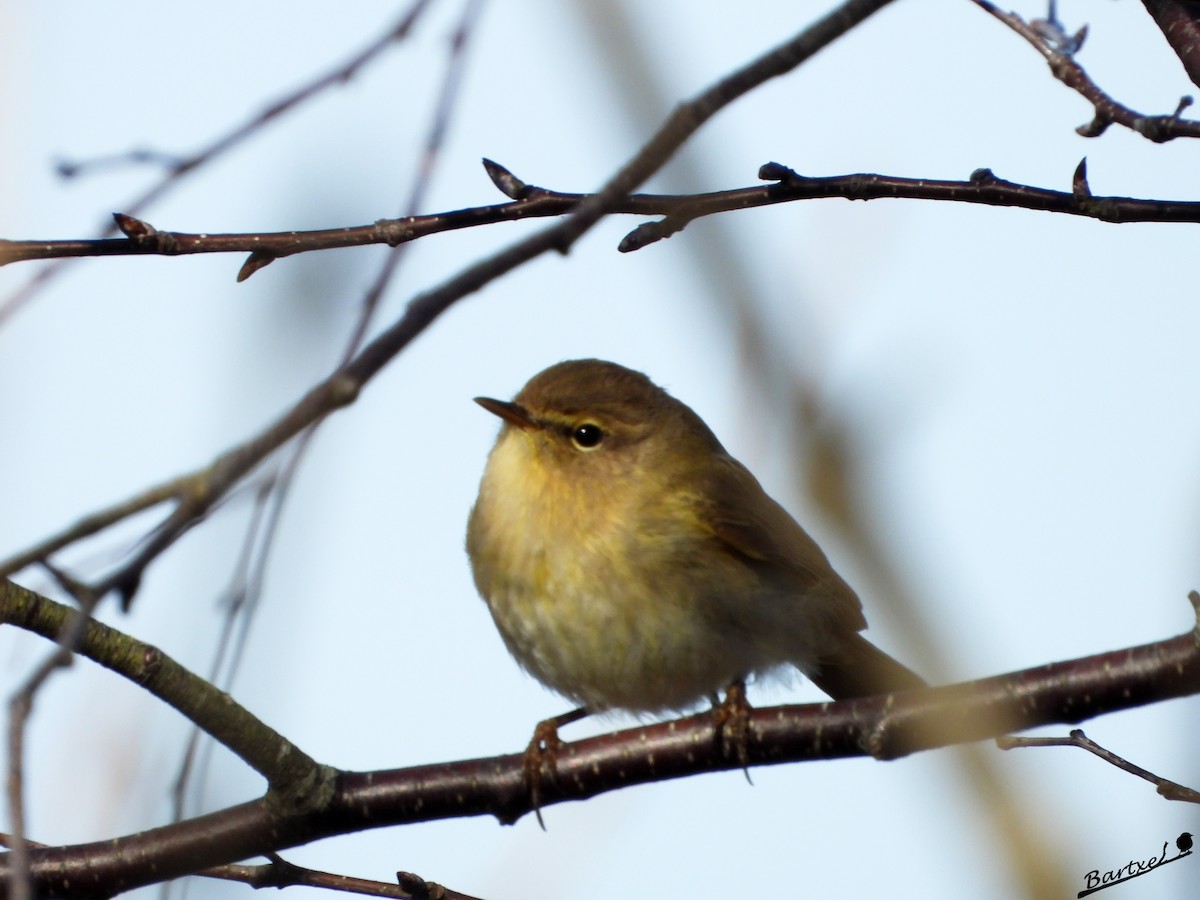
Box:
571, 422, 604, 450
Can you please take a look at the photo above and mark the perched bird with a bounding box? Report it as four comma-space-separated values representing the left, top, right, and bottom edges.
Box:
1178, 832, 1193, 853
466, 359, 924, 724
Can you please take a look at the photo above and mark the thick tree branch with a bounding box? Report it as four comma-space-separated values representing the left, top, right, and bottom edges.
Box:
2, 592, 1198, 899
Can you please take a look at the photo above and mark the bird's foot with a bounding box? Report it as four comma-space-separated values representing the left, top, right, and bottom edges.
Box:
711, 679, 754, 782
523, 707, 588, 828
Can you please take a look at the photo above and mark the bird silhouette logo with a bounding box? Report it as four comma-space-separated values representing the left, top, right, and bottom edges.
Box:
1078, 831, 1196, 896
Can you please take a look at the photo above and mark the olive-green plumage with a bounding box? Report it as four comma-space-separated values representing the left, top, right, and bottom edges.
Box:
467, 359, 923, 712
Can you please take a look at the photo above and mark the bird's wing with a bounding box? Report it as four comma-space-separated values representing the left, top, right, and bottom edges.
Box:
701, 454, 866, 633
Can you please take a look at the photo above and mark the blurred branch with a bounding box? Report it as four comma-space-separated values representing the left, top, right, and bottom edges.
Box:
0, 476, 193, 589
974, 0, 1200, 141
0, 0, 436, 327
0, 581, 335, 812
3, 155, 1198, 273
999, 728, 1200, 804
2, 589, 1199, 898
0, 365, 361, 609
0, 0, 899, 610
54, 148, 190, 180
796, 356, 1096, 897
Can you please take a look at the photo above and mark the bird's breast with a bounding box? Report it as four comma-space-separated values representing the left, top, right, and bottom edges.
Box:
469, 436, 743, 710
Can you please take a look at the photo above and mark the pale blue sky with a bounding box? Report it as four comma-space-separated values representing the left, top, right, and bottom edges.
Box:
2, 2, 1198, 898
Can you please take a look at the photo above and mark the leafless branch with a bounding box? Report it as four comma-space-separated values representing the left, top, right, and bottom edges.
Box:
998, 728, 1200, 804
975, 0, 1200, 140
0, 839, 481, 900
207, 855, 485, 900
3, 156, 1198, 277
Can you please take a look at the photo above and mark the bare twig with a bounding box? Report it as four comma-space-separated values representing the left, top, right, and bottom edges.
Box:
204, 858, 419, 898
620, 160, 1200, 249
4, 156, 1199, 274
55, 148, 189, 179
207, 855, 485, 900
0, 839, 481, 900
974, 0, 1200, 140
998, 728, 1200, 803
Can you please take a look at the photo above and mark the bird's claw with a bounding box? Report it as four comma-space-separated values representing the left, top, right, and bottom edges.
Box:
712, 679, 754, 782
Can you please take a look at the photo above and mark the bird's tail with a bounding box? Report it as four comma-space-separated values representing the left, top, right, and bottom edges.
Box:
807, 633, 926, 700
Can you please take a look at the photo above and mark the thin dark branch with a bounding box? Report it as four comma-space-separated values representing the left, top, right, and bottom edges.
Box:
3, 157, 1198, 274
0, 839, 480, 900
2, 590, 1198, 899
620, 160, 1200, 250
204, 859, 417, 898
974, 0, 1200, 141
998, 728, 1200, 803
206, 855, 485, 900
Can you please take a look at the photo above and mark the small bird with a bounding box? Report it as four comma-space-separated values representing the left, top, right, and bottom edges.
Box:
466, 359, 923, 725
1178, 832, 1193, 853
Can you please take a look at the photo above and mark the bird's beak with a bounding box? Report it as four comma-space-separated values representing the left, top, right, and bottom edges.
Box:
474, 396, 537, 430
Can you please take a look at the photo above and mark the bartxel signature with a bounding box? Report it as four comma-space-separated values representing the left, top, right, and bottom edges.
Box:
1078, 831, 1193, 897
